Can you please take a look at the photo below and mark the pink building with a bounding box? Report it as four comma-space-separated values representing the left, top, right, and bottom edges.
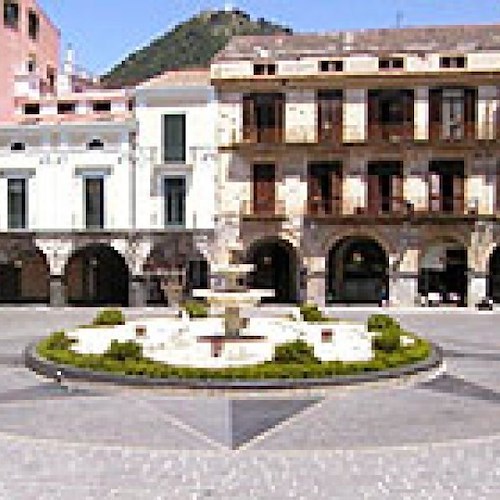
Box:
0, 0, 59, 122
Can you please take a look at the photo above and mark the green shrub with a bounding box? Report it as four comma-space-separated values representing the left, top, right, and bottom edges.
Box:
367, 314, 400, 333
43, 331, 74, 351
104, 340, 143, 361
37, 327, 432, 380
183, 300, 208, 318
300, 303, 328, 322
93, 309, 125, 326
372, 327, 402, 353
273, 339, 319, 364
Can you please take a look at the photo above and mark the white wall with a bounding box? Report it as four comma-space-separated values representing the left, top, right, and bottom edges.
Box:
135, 87, 217, 231
0, 124, 132, 231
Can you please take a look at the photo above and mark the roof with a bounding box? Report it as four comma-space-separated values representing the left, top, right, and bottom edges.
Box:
138, 68, 211, 89
213, 23, 500, 61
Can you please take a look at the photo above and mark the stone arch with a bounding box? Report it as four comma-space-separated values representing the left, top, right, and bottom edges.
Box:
143, 241, 210, 306
64, 244, 130, 306
245, 237, 299, 304
0, 243, 50, 303
321, 228, 393, 258
326, 235, 389, 304
418, 236, 468, 306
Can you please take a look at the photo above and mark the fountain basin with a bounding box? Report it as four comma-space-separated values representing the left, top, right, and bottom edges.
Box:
67, 312, 373, 368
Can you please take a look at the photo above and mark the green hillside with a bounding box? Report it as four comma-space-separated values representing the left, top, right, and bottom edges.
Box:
102, 9, 291, 88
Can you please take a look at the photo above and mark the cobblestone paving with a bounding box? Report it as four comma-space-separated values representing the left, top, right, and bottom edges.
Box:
0, 307, 498, 498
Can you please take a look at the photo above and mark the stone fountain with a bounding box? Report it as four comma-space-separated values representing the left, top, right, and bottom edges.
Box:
192, 263, 274, 336
66, 261, 374, 369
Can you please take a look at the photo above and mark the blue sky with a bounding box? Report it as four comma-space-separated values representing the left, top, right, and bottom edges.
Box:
38, 1, 500, 75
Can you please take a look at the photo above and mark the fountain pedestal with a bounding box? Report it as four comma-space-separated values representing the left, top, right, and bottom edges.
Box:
192, 263, 273, 337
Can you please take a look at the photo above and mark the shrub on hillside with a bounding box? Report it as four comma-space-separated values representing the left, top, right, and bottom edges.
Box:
93, 309, 126, 326
273, 339, 319, 364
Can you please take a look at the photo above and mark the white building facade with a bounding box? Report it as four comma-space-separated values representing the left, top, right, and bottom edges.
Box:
2, 21, 500, 308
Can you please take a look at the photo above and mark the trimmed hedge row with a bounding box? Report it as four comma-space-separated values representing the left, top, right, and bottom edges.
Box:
36, 318, 431, 380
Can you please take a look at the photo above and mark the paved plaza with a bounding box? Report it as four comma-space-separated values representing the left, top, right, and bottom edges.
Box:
0, 308, 498, 498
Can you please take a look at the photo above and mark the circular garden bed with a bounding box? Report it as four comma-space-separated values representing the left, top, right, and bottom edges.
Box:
26, 312, 441, 389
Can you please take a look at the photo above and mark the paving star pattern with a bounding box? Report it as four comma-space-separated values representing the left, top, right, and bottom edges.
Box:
0, 308, 498, 498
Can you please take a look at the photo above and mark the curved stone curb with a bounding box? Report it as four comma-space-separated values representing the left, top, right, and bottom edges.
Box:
25, 342, 443, 390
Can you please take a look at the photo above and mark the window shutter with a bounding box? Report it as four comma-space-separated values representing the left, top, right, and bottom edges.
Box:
367, 174, 380, 214
275, 94, 284, 143
429, 172, 441, 212
496, 163, 500, 213
429, 89, 442, 141
307, 165, 322, 214
464, 88, 476, 139
368, 91, 380, 140
392, 174, 404, 213
453, 175, 465, 214
331, 165, 343, 214
404, 90, 414, 139
242, 95, 255, 142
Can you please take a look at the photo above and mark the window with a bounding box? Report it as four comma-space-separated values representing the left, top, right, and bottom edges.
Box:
7, 178, 26, 229
317, 90, 343, 143
84, 177, 104, 229
3, 1, 19, 29
379, 57, 404, 70
92, 101, 111, 113
308, 162, 342, 215
46, 67, 56, 92
10, 142, 25, 151
27, 9, 39, 40
57, 102, 76, 114
87, 138, 104, 150
243, 93, 284, 143
27, 56, 36, 74
23, 103, 40, 115
442, 89, 465, 139
440, 56, 466, 69
164, 177, 186, 226
163, 114, 186, 163
253, 63, 276, 76
319, 60, 344, 72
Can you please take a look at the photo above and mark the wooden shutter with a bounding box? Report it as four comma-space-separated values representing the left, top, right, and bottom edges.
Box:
274, 94, 284, 143
392, 174, 404, 213
331, 165, 343, 215
453, 175, 465, 214
368, 91, 379, 140
367, 173, 380, 214
253, 164, 275, 214
429, 89, 442, 141
243, 95, 255, 142
317, 93, 329, 142
496, 163, 500, 213
307, 165, 322, 215
464, 87, 476, 140
318, 91, 342, 143
428, 171, 441, 212
404, 90, 414, 139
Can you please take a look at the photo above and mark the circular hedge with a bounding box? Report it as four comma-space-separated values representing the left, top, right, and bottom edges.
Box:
35, 330, 432, 382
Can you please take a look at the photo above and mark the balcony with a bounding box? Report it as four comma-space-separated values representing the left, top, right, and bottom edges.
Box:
242, 125, 284, 144
368, 123, 414, 145
241, 199, 286, 221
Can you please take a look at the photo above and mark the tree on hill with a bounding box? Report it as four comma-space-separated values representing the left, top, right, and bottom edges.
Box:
102, 9, 291, 88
